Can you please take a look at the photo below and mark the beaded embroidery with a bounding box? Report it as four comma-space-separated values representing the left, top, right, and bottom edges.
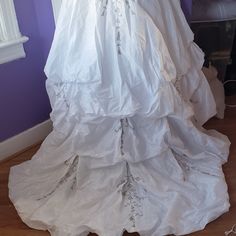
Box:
115, 118, 146, 227
115, 118, 134, 156
98, 0, 136, 54
117, 162, 147, 228
54, 82, 70, 109
172, 150, 220, 181
37, 156, 79, 200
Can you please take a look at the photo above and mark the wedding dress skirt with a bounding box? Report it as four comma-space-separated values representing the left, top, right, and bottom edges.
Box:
9, 1, 231, 235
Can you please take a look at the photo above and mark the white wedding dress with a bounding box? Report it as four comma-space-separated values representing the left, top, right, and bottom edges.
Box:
9, 1, 231, 236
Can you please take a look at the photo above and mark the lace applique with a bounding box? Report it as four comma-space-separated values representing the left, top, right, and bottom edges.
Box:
117, 162, 147, 228
98, 0, 136, 54
37, 156, 79, 201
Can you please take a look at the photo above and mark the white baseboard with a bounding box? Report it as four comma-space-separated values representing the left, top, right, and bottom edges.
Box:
0, 119, 53, 161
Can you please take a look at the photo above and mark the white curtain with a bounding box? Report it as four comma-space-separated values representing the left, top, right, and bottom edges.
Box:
0, 0, 21, 42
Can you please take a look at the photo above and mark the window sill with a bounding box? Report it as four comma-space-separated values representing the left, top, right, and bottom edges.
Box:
0, 36, 29, 65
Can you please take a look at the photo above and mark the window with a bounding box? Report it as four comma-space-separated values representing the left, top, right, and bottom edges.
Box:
51, 0, 62, 23
0, 0, 28, 64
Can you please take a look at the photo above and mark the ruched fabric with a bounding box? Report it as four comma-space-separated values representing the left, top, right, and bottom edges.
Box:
9, 1, 230, 236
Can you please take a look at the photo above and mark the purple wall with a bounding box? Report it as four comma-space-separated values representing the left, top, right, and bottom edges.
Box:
0, 0, 55, 142
33, 0, 56, 62
181, 0, 193, 22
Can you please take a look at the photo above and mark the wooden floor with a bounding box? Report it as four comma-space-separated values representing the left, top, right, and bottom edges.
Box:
0, 97, 236, 236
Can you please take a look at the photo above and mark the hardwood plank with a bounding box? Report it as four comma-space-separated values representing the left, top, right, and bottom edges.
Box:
0, 142, 42, 165
0, 229, 48, 236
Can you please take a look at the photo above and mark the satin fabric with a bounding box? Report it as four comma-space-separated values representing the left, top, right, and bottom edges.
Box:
9, 1, 230, 235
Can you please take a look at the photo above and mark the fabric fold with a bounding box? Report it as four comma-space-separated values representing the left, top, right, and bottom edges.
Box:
9, 1, 230, 236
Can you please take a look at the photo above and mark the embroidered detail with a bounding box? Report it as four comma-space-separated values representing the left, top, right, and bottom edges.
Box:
98, 0, 135, 16
173, 74, 187, 102
98, 0, 136, 54
71, 176, 77, 191
64, 159, 70, 166
99, 0, 109, 16
115, 118, 134, 156
115, 117, 144, 227
173, 76, 182, 94
54, 82, 70, 109
180, 160, 219, 177
117, 162, 147, 228
172, 150, 219, 180
120, 119, 125, 155
37, 156, 79, 200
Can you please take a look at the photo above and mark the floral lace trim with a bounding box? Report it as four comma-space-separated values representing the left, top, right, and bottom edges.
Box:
117, 162, 147, 228
37, 156, 79, 201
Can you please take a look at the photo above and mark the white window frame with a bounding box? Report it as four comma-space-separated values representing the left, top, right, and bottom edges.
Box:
51, 0, 62, 24
0, 0, 29, 64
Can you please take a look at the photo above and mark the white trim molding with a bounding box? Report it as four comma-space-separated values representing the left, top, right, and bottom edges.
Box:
0, 0, 29, 64
0, 120, 53, 161
0, 36, 28, 64
51, 0, 62, 23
